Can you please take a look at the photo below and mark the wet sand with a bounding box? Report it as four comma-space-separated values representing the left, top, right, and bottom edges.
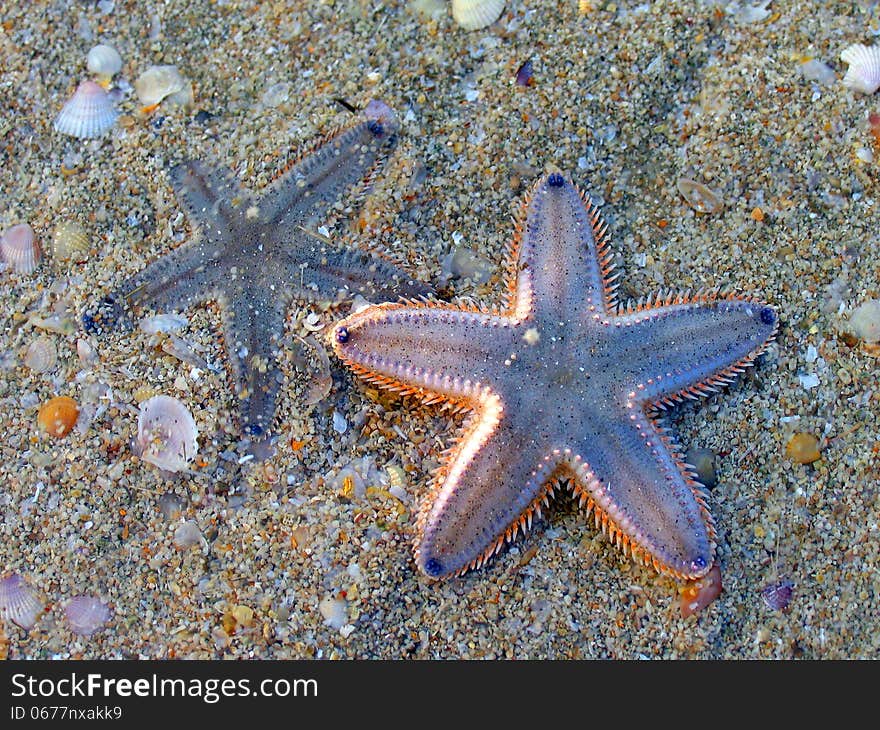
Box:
1, 0, 879, 659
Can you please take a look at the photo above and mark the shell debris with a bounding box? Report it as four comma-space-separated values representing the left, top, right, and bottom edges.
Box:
65, 595, 111, 636
50, 221, 90, 263
134, 65, 193, 111
676, 178, 723, 214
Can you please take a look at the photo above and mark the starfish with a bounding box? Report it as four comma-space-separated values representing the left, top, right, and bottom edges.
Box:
83, 100, 431, 457
331, 171, 778, 580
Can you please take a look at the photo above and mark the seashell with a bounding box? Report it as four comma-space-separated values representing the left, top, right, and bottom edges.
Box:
515, 59, 534, 87
363, 98, 399, 134
138, 313, 188, 334
76, 337, 97, 365
86, 44, 123, 81
65, 595, 110, 636
37, 395, 80, 437
24, 337, 58, 373
679, 564, 722, 618
849, 299, 880, 343
135, 395, 198, 472
676, 178, 723, 214
840, 43, 880, 94
1, 223, 41, 273
761, 580, 793, 611
451, 0, 505, 31
134, 65, 192, 109
54, 80, 119, 138
173, 520, 202, 550
785, 432, 821, 464
0, 573, 44, 629
50, 221, 90, 262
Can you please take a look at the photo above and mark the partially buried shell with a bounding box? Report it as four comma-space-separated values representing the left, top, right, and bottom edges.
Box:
1, 223, 40, 273
53, 80, 119, 138
134, 65, 193, 109
37, 395, 80, 437
24, 337, 58, 373
136, 395, 198, 472
840, 43, 880, 94
451, 0, 505, 30
50, 221, 90, 263
86, 44, 123, 82
65, 595, 110, 636
0, 573, 44, 629
677, 178, 723, 214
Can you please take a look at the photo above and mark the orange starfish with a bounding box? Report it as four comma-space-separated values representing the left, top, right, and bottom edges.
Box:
331, 172, 778, 580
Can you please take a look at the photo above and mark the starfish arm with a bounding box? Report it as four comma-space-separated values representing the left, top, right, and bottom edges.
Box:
415, 395, 560, 577
169, 160, 249, 242
331, 304, 518, 402
218, 288, 289, 441
259, 117, 397, 235
565, 409, 716, 580
280, 245, 432, 304
112, 238, 222, 315
612, 294, 778, 406
509, 173, 616, 321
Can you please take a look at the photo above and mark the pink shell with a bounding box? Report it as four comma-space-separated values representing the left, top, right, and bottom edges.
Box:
1, 223, 40, 273
65, 595, 111, 635
136, 395, 199, 472
0, 573, 44, 629
54, 80, 119, 139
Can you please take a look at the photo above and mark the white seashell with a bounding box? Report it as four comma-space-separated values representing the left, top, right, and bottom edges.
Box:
136, 395, 198, 472
50, 220, 90, 262
173, 520, 202, 550
77, 337, 97, 365
849, 299, 880, 343
451, 0, 505, 31
134, 65, 192, 108
65, 595, 110, 636
54, 80, 119, 138
1, 223, 40, 273
0, 573, 44, 629
138, 313, 188, 334
840, 43, 880, 94
86, 44, 123, 80
24, 336, 58, 373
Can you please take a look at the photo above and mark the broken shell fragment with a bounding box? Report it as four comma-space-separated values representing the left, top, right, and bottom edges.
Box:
451, 0, 505, 31
65, 595, 110, 636
676, 178, 723, 214
136, 395, 198, 473
849, 299, 880, 343
1, 223, 40, 273
0, 573, 44, 630
134, 65, 193, 109
54, 80, 119, 139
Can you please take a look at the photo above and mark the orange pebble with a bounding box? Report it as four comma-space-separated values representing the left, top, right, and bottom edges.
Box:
37, 396, 79, 437
679, 564, 722, 618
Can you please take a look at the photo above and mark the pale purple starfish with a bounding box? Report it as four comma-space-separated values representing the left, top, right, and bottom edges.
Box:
331, 171, 777, 580
84, 101, 431, 458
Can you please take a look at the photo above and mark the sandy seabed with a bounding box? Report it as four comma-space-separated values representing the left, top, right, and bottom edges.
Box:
1, 0, 879, 659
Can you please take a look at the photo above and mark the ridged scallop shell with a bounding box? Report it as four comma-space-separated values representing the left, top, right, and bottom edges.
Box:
54, 80, 119, 138
451, 0, 505, 30
24, 336, 58, 373
134, 65, 192, 108
136, 395, 198, 472
0, 574, 44, 629
50, 221, 90, 262
65, 595, 110, 636
37, 395, 80, 437
1, 223, 40, 273
86, 44, 123, 79
840, 43, 880, 94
